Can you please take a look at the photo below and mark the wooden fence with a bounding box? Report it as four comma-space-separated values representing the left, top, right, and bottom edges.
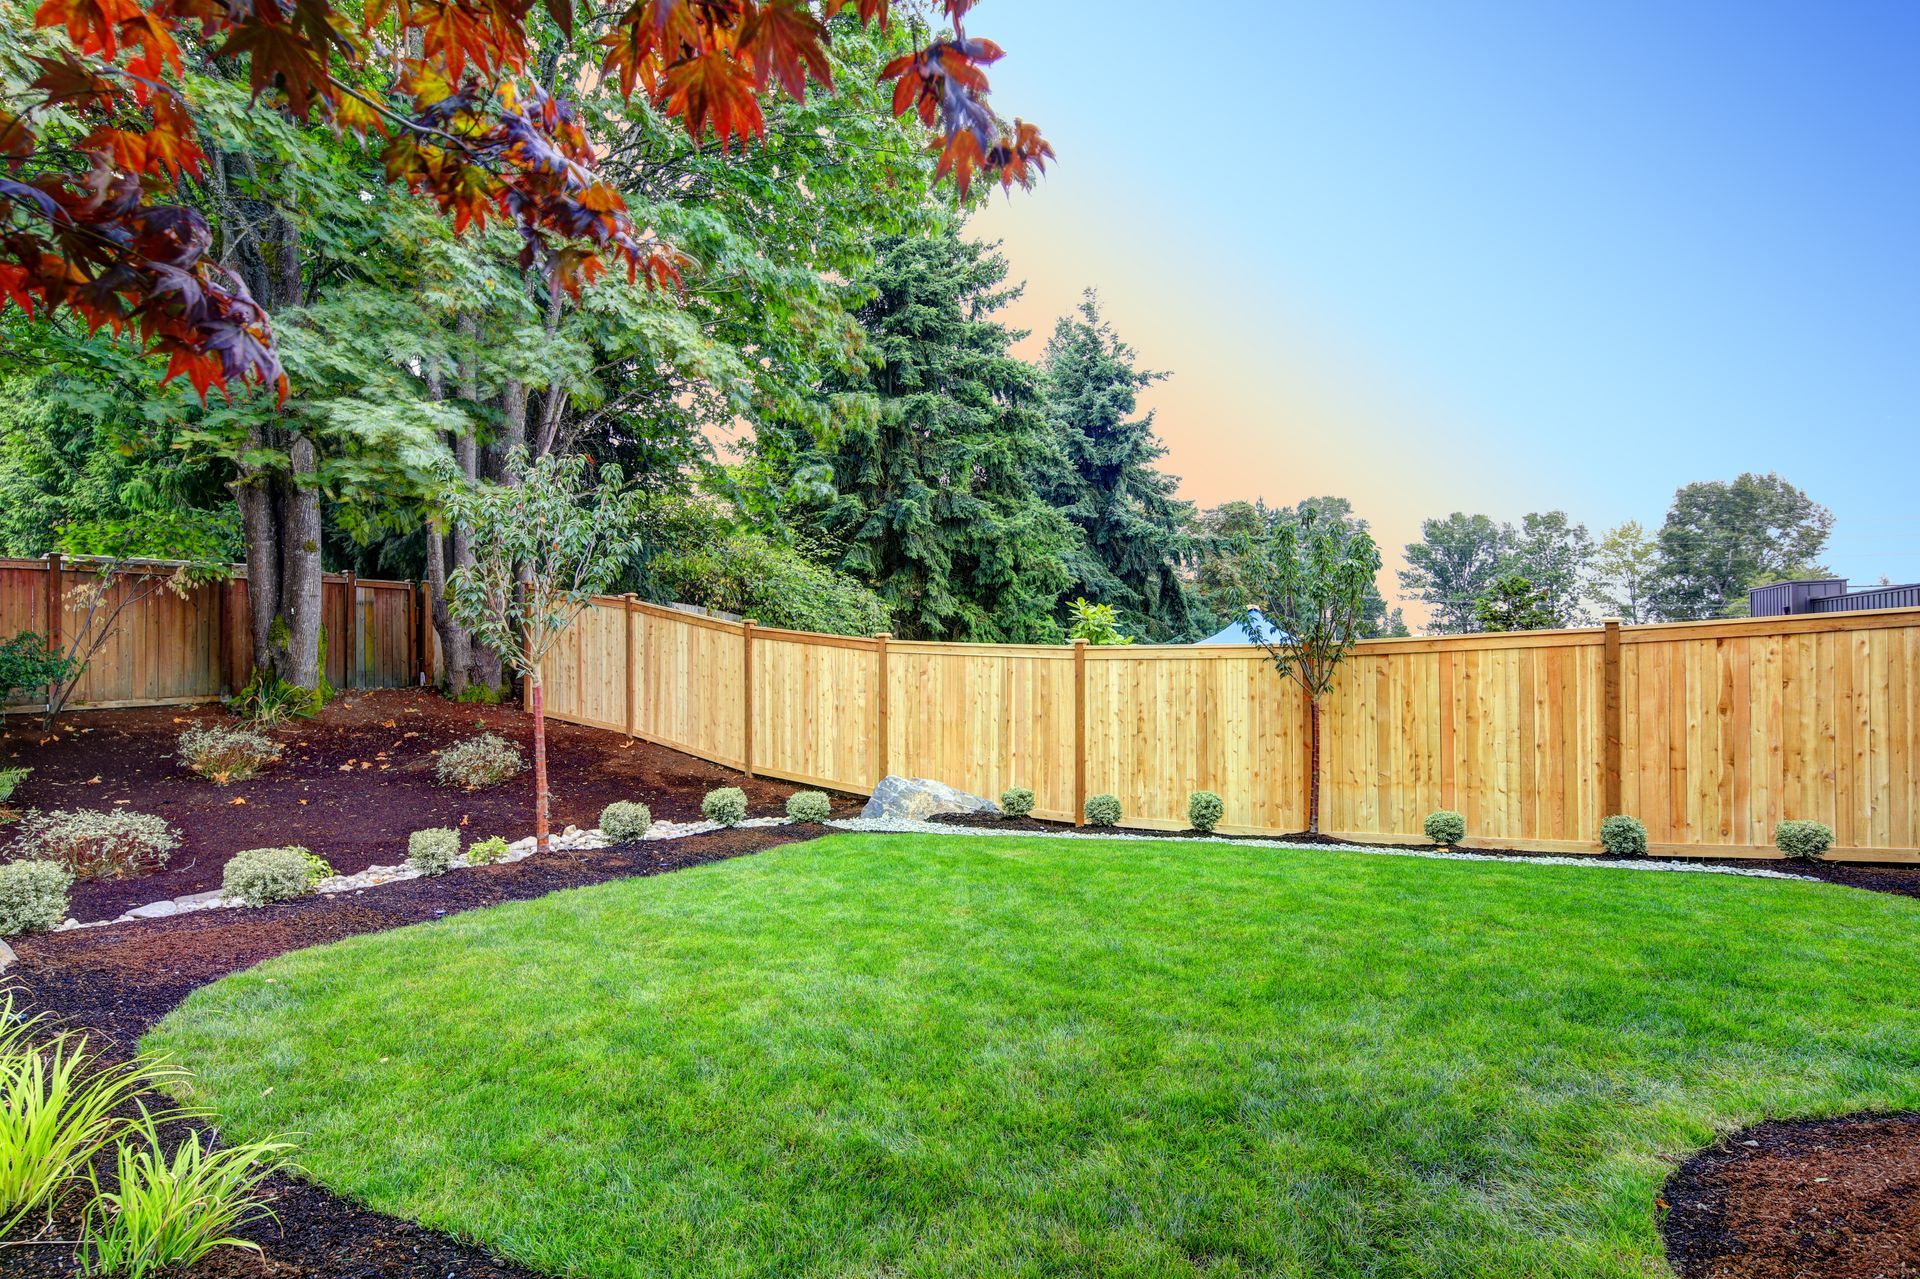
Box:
0, 555, 426, 710
544, 597, 1920, 862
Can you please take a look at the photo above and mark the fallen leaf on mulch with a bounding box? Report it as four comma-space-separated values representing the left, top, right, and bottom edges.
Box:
381, 719, 397, 728
85, 775, 100, 784
230, 797, 247, 806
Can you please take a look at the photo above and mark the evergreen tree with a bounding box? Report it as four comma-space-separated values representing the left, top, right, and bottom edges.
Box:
785, 228, 1075, 642
1039, 292, 1199, 640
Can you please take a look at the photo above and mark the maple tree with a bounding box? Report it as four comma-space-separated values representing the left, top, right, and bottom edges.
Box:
0, 0, 1049, 401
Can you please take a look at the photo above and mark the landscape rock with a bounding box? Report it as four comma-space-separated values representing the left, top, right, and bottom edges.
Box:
0, 939, 14, 972
860, 775, 999, 822
126, 899, 182, 919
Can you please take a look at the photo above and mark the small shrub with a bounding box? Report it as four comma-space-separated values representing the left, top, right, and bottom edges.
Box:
0, 859, 72, 937
224, 672, 321, 726
1599, 815, 1649, 858
221, 847, 314, 907
177, 724, 281, 784
702, 787, 748, 827
80, 1110, 291, 1279
1084, 793, 1122, 827
10, 808, 180, 880
1424, 810, 1466, 847
599, 801, 652, 842
407, 827, 460, 875
434, 733, 526, 790
1188, 790, 1225, 833
466, 836, 510, 865
301, 851, 335, 887
786, 791, 832, 824
1000, 787, 1036, 819
0, 766, 29, 805
1775, 819, 1836, 861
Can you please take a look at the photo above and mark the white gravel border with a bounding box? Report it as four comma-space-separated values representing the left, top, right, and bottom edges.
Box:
826, 816, 1804, 881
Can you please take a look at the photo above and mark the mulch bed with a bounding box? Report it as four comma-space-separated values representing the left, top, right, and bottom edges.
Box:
0, 690, 844, 921
1661, 1113, 1920, 1278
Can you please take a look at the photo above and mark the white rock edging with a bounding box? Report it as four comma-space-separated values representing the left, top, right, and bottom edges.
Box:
823, 816, 1803, 881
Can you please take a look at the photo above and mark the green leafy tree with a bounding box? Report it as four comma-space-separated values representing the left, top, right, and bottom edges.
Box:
1039, 292, 1198, 640
1651, 473, 1834, 620
1472, 574, 1558, 632
1235, 505, 1383, 833
1197, 498, 1405, 637
444, 451, 643, 853
772, 228, 1076, 641
1591, 521, 1659, 623
1065, 599, 1135, 646
1399, 512, 1507, 634
1499, 511, 1592, 627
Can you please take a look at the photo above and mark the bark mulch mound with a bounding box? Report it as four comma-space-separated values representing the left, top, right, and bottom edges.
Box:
1661, 1113, 1920, 1279
0, 689, 839, 921
3, 822, 822, 1279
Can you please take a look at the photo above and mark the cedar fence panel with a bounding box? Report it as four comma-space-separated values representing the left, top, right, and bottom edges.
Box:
0, 556, 421, 711
544, 598, 1920, 861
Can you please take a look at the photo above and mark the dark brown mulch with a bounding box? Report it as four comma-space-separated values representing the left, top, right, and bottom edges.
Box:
2, 821, 823, 1279
1661, 1113, 1920, 1279
0, 690, 844, 921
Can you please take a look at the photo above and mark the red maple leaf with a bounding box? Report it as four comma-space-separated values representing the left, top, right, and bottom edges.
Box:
218, 17, 335, 118
33, 0, 142, 61
659, 49, 763, 149
741, 0, 831, 101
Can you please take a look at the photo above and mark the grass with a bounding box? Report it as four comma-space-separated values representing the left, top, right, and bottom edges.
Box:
147, 835, 1920, 1278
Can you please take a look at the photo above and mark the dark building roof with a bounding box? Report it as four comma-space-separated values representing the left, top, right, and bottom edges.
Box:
1749, 578, 1920, 617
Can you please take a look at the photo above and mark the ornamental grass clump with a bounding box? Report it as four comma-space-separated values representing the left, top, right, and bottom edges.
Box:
1775, 819, 1836, 862
702, 787, 748, 827
1084, 794, 1122, 827
599, 802, 652, 842
79, 1111, 291, 1279
786, 791, 831, 824
1000, 787, 1035, 819
221, 847, 315, 907
408, 828, 460, 876
1188, 791, 1224, 833
0, 859, 71, 937
434, 733, 526, 791
177, 724, 281, 784
1424, 810, 1466, 848
466, 836, 511, 865
11, 808, 179, 880
1599, 815, 1649, 858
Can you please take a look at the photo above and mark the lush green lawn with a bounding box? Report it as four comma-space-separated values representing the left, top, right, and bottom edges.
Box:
149, 835, 1920, 1279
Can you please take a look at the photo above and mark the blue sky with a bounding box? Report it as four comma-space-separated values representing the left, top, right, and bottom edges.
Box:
967, 0, 1920, 608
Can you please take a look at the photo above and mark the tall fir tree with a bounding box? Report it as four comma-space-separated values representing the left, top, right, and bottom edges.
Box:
780, 228, 1076, 642
1039, 292, 1200, 640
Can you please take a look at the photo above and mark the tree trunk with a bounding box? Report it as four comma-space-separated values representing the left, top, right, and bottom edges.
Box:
454, 314, 504, 693
529, 663, 549, 855
423, 355, 476, 697
1307, 695, 1322, 834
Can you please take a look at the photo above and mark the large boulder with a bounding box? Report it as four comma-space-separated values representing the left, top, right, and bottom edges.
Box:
861, 775, 999, 822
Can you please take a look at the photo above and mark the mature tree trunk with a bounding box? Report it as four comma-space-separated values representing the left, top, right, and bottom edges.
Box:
455, 314, 504, 692
423, 359, 473, 697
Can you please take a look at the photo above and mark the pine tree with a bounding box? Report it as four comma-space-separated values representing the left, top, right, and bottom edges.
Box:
1040, 292, 1200, 640
788, 229, 1075, 641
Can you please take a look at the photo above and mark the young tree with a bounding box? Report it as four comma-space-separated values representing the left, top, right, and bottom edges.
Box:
1472, 574, 1557, 632
1398, 512, 1505, 634
1039, 292, 1198, 640
1499, 511, 1592, 627
1651, 473, 1834, 619
1236, 505, 1382, 834
1590, 520, 1658, 623
1196, 498, 1405, 637
444, 450, 642, 853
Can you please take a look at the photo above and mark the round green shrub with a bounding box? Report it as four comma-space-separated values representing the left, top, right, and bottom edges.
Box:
1598, 815, 1649, 858
786, 791, 832, 824
702, 787, 748, 827
10, 808, 179, 880
0, 859, 72, 937
600, 802, 653, 842
466, 836, 510, 866
434, 733, 526, 790
1084, 794, 1122, 827
1423, 810, 1466, 847
408, 827, 460, 875
177, 723, 282, 784
223, 846, 315, 907
1775, 819, 1835, 861
1188, 791, 1225, 833
1000, 787, 1036, 819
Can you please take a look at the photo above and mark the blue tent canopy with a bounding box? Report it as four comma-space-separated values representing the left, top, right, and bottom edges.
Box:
1195, 609, 1292, 646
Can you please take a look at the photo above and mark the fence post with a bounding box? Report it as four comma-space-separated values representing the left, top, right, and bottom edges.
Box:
343, 570, 359, 691
44, 552, 62, 711
872, 633, 891, 784
623, 594, 637, 738
741, 619, 757, 777
1073, 637, 1088, 825
1602, 618, 1623, 822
